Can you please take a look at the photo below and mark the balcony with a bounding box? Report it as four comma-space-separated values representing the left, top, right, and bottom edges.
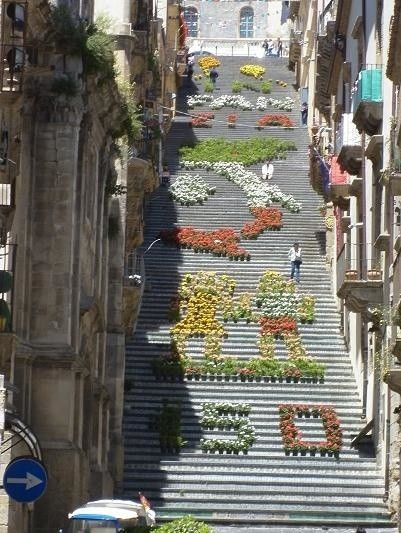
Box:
329, 156, 350, 208
0, 1, 27, 101
385, 369, 401, 394
337, 260, 383, 317
391, 337, 401, 363
0, 181, 15, 217
336, 113, 363, 175
352, 66, 383, 136
0, 243, 16, 336
348, 176, 363, 197
365, 135, 383, 165
374, 233, 390, 252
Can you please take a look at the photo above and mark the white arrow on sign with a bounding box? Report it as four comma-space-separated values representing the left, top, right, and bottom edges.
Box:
6, 472, 44, 490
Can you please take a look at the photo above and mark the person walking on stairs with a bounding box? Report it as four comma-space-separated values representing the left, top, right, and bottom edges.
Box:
288, 242, 302, 283
209, 67, 219, 86
262, 160, 274, 180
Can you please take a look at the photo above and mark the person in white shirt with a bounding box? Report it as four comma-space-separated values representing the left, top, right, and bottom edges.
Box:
261, 160, 274, 180
288, 242, 302, 283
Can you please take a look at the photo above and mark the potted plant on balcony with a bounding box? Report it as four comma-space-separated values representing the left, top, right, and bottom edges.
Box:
367, 270, 382, 280
367, 266, 382, 280
227, 113, 237, 128
345, 270, 358, 280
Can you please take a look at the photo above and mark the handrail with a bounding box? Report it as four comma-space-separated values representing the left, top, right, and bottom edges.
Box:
350, 418, 374, 448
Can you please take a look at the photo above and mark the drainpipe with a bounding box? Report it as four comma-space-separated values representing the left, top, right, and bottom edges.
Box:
383, 383, 391, 501
360, 128, 368, 418
361, 325, 368, 419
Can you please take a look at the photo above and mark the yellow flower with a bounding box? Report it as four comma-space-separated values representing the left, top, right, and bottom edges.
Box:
240, 64, 265, 79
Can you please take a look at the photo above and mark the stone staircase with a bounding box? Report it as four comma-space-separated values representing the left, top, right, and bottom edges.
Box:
122, 57, 397, 532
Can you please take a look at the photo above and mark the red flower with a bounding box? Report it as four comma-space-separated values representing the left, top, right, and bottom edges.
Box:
259, 316, 297, 335
241, 207, 282, 238
256, 114, 295, 127
278, 404, 343, 453
159, 226, 250, 260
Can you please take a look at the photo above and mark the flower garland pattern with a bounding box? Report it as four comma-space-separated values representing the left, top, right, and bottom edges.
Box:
279, 404, 343, 456
240, 207, 282, 238
181, 161, 301, 212
169, 174, 216, 206
159, 227, 250, 261
200, 402, 255, 454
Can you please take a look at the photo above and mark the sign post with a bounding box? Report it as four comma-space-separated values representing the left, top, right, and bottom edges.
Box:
3, 456, 47, 503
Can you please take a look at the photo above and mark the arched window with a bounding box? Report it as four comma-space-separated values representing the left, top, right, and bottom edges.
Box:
184, 7, 198, 38
239, 7, 254, 38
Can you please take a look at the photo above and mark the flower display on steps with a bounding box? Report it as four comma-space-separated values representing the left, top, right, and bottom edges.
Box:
239, 64, 266, 78
152, 271, 324, 382
256, 114, 295, 128
187, 94, 254, 110
279, 404, 343, 456
159, 227, 251, 261
198, 55, 220, 75
210, 94, 254, 110
240, 207, 282, 238
255, 271, 319, 375
160, 206, 282, 259
179, 137, 296, 164
187, 94, 213, 108
200, 402, 255, 454
190, 112, 214, 127
256, 96, 295, 112
181, 161, 301, 213
169, 174, 216, 205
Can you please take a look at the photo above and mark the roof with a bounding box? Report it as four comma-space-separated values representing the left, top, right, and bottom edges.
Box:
69, 506, 138, 521
68, 499, 156, 525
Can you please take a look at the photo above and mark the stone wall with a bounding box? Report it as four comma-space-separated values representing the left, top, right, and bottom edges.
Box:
183, 0, 290, 39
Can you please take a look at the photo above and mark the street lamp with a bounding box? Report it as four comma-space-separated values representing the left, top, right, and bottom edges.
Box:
144, 238, 162, 254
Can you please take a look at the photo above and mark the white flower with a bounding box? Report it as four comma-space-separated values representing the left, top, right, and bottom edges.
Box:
188, 94, 254, 111
256, 96, 295, 111
170, 174, 215, 205
180, 161, 302, 212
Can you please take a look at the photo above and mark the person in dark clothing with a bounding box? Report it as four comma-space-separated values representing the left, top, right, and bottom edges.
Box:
209, 67, 219, 85
262, 39, 269, 56
277, 37, 283, 57
301, 102, 308, 125
187, 62, 194, 83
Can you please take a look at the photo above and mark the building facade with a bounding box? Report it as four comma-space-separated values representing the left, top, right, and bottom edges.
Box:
0, 0, 181, 531
182, 0, 290, 40
290, 0, 401, 523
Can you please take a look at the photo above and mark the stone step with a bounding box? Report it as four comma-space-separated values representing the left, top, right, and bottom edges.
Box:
122, 54, 393, 529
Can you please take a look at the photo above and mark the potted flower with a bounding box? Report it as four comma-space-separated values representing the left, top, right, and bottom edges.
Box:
227, 113, 237, 128
345, 270, 358, 281
367, 268, 382, 280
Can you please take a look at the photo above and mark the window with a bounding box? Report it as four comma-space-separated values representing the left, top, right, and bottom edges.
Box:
239, 7, 254, 38
184, 7, 198, 38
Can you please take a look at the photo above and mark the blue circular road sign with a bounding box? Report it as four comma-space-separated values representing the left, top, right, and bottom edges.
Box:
3, 456, 47, 503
